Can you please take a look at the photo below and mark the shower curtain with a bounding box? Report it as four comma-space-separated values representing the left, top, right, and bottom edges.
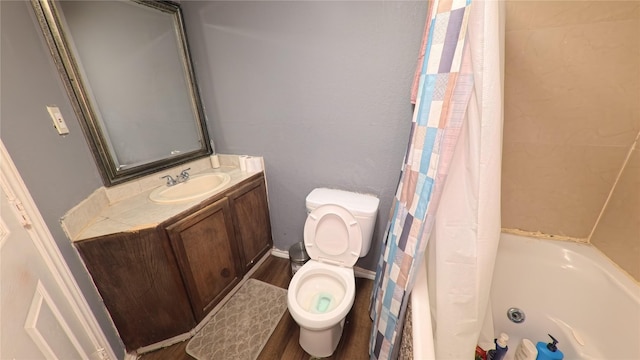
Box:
369, 0, 503, 358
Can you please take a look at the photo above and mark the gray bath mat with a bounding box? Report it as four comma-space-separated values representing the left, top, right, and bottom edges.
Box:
186, 279, 287, 360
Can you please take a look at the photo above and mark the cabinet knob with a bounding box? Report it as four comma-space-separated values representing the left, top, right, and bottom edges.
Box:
221, 268, 230, 278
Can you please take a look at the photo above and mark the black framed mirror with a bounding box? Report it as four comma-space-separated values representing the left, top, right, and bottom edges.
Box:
31, 0, 212, 186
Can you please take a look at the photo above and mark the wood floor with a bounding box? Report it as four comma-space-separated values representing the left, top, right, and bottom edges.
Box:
139, 256, 374, 360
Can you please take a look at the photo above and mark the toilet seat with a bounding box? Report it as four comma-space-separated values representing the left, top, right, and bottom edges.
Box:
287, 260, 355, 330
303, 204, 362, 267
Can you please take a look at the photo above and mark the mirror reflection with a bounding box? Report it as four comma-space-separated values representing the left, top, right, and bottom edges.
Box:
33, 0, 211, 185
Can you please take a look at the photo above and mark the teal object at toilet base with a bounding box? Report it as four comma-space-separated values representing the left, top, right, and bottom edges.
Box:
311, 293, 334, 313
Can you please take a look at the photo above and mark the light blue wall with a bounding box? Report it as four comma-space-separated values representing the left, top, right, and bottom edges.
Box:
0, 1, 125, 356
1, 1, 426, 356
182, 1, 427, 270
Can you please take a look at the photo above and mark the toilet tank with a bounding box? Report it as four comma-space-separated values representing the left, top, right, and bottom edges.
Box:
305, 188, 380, 257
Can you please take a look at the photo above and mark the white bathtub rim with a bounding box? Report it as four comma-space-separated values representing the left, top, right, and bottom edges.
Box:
494, 233, 640, 360
411, 255, 436, 360
500, 233, 640, 303
410, 232, 640, 360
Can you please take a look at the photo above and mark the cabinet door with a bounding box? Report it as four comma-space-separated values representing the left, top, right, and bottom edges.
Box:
166, 198, 243, 322
75, 228, 195, 351
228, 176, 273, 273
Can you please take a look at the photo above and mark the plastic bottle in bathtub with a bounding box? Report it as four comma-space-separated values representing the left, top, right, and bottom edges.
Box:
514, 338, 537, 360
487, 333, 509, 360
535, 334, 564, 360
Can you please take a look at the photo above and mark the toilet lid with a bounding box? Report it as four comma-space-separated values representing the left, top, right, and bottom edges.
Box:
304, 204, 362, 267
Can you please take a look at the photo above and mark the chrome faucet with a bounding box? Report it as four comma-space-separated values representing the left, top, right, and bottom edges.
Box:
161, 168, 190, 187
161, 175, 177, 186
177, 168, 190, 183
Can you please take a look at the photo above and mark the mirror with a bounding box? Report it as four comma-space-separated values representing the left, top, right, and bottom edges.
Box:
31, 0, 212, 186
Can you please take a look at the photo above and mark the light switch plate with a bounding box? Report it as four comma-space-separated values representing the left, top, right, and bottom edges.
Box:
46, 105, 69, 135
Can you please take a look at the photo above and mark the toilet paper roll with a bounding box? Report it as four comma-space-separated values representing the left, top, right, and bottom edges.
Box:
210, 155, 220, 168
245, 157, 263, 173
239, 155, 249, 172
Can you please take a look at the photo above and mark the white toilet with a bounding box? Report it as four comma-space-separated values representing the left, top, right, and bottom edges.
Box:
287, 188, 379, 357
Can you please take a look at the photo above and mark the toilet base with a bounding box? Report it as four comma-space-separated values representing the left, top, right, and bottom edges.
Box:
299, 318, 346, 357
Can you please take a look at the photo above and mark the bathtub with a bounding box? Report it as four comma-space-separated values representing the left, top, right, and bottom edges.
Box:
411, 233, 640, 359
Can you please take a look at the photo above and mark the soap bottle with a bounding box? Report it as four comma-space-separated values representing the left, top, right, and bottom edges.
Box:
535, 334, 564, 360
514, 338, 537, 360
487, 333, 509, 360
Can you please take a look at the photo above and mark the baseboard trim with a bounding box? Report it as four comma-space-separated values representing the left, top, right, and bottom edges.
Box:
270, 248, 289, 259
123, 352, 138, 360
134, 331, 192, 356
270, 248, 376, 280
354, 267, 376, 280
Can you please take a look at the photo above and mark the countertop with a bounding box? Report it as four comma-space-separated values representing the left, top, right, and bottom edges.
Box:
61, 155, 264, 242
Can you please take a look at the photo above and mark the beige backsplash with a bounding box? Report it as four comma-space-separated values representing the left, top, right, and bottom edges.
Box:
590, 146, 640, 281
502, 1, 640, 281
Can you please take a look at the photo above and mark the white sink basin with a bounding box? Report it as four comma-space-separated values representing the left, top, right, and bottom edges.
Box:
149, 173, 231, 204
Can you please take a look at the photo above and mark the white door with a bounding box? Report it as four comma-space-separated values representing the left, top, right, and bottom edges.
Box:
0, 142, 114, 360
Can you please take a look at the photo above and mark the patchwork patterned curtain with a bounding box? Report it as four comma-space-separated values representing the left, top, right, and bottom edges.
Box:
369, 0, 474, 358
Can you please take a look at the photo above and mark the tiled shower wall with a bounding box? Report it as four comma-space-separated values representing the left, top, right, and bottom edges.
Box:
501, 1, 640, 281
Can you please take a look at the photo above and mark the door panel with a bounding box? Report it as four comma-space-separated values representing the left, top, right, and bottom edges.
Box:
0, 142, 109, 359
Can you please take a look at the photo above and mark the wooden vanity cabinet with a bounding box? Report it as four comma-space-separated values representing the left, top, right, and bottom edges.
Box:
228, 176, 273, 273
165, 197, 243, 322
75, 227, 196, 351
74, 173, 273, 351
